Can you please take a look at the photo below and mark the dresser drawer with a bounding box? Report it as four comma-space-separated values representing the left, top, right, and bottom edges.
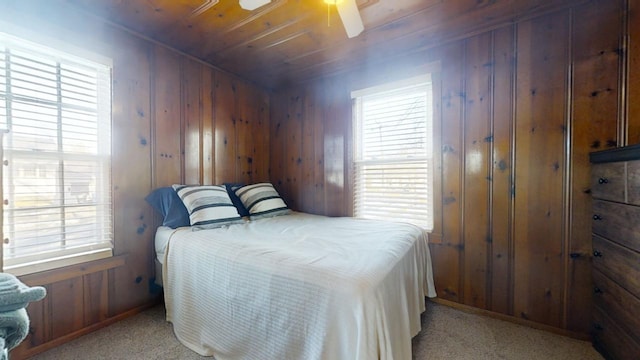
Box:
592, 200, 640, 252
592, 235, 640, 299
591, 162, 626, 202
593, 269, 640, 344
593, 306, 640, 360
627, 160, 640, 205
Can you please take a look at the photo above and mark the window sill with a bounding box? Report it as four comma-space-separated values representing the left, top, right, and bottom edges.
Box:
18, 254, 127, 287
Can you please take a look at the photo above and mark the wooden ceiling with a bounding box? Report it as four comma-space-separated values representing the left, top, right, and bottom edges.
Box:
63, 0, 582, 90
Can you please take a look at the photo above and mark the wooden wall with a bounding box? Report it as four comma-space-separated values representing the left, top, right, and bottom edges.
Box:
270, 0, 628, 334
1, 0, 638, 355
0, 2, 269, 358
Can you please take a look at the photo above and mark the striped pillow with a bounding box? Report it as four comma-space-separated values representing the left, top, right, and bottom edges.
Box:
234, 183, 290, 219
172, 185, 244, 229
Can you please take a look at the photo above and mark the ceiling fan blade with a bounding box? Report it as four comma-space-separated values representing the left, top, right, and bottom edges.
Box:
336, 0, 364, 38
239, 0, 271, 11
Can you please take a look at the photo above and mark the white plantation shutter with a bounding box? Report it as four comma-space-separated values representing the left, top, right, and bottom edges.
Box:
0, 32, 112, 275
352, 76, 433, 229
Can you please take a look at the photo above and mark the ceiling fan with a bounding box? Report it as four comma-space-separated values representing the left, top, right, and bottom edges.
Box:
239, 0, 364, 38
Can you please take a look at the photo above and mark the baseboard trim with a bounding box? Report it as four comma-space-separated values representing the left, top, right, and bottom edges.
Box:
429, 298, 592, 341
10, 300, 161, 360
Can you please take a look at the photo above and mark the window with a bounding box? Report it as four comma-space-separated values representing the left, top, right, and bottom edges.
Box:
0, 32, 112, 275
352, 75, 433, 230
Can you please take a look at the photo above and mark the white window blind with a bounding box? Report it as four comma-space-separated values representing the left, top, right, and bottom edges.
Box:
0, 32, 113, 275
352, 76, 433, 230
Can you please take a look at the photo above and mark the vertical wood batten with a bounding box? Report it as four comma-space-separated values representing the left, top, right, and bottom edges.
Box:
513, 11, 570, 328
302, 87, 315, 212
323, 79, 348, 217
202, 67, 214, 185
568, 0, 623, 332
627, 0, 639, 144
50, 278, 83, 339
269, 90, 286, 196
490, 25, 516, 316
562, 7, 574, 331
83, 271, 108, 327
487, 30, 496, 312
23, 290, 48, 347
430, 70, 444, 244
312, 84, 326, 215
213, 72, 237, 184
434, 42, 465, 302
263, 93, 272, 182
236, 80, 252, 184
153, 46, 182, 188
110, 35, 154, 316
182, 58, 202, 185
462, 33, 492, 309
285, 93, 303, 210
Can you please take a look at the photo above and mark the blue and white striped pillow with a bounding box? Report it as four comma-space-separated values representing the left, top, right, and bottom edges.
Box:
234, 183, 290, 219
172, 185, 244, 229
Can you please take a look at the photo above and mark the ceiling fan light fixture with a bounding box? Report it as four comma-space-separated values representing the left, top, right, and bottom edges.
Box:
337, 0, 364, 38
323, 0, 345, 4
239, 0, 271, 11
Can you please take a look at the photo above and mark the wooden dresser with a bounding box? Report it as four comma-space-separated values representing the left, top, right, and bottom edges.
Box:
590, 145, 640, 360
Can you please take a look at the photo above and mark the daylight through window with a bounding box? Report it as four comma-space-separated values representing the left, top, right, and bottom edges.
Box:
0, 32, 112, 275
352, 76, 433, 230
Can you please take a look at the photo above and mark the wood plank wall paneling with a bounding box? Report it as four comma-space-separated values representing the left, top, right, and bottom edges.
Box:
23, 291, 49, 348
269, 93, 286, 193
257, 90, 271, 183
462, 32, 492, 309
513, 11, 570, 328
436, 42, 465, 303
0, 2, 270, 357
213, 72, 238, 184
202, 67, 215, 185
568, 0, 623, 332
0, 0, 633, 354
50, 278, 85, 339
83, 271, 109, 327
269, 80, 349, 217
109, 32, 155, 317
270, 0, 626, 334
153, 45, 183, 187
285, 93, 303, 211
183, 58, 203, 185
490, 25, 516, 316
430, 71, 444, 245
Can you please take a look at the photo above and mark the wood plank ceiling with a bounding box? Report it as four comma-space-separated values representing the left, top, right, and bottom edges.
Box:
63, 0, 583, 90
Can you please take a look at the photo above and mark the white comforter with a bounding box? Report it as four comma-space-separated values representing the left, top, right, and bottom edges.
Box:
162, 212, 436, 360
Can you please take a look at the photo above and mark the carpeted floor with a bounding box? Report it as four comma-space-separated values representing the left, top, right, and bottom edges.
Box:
29, 301, 603, 360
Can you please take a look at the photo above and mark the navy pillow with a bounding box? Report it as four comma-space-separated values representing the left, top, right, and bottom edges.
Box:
145, 187, 191, 228
224, 183, 250, 218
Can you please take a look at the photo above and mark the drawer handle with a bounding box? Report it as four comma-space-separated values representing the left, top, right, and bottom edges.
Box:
592, 214, 602, 221
598, 178, 609, 184
594, 287, 603, 294
593, 250, 603, 257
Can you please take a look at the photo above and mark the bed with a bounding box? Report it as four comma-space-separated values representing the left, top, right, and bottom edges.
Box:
156, 211, 436, 360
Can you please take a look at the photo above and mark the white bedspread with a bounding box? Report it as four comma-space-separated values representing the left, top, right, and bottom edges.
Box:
163, 212, 436, 360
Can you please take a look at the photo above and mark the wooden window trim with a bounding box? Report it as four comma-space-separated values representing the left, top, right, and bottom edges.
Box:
19, 254, 127, 286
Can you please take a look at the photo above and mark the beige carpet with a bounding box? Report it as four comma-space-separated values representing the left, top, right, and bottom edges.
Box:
30, 301, 602, 360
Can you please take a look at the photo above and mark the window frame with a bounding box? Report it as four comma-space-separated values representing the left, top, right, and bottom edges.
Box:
349, 74, 435, 230
0, 27, 113, 276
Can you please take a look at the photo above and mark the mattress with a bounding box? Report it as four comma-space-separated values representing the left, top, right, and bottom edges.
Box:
154, 226, 180, 265
162, 212, 436, 360
154, 226, 187, 286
